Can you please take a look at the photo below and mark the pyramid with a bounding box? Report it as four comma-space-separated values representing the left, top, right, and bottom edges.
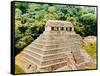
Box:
15, 20, 93, 73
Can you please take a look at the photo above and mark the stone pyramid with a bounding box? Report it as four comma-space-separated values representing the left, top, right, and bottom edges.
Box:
16, 20, 93, 73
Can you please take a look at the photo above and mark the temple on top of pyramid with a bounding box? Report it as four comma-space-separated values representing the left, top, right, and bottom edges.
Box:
45, 20, 74, 31
15, 20, 93, 73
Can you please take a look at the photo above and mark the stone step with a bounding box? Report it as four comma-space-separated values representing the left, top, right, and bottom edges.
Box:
26, 46, 68, 55
22, 53, 68, 67
22, 55, 68, 68
34, 38, 81, 45
30, 41, 81, 49
31, 42, 61, 48
22, 50, 67, 61
39, 62, 68, 72
24, 47, 67, 56
38, 33, 81, 40
41, 57, 68, 66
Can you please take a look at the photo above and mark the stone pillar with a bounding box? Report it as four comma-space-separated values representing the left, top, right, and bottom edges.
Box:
45, 26, 51, 31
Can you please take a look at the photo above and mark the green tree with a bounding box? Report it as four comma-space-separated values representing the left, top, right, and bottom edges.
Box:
80, 13, 97, 36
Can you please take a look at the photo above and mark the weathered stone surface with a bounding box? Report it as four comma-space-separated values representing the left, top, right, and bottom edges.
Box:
84, 36, 96, 42
15, 20, 93, 73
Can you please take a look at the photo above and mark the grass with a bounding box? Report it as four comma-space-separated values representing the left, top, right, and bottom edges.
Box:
15, 64, 25, 74
83, 42, 96, 69
83, 42, 96, 59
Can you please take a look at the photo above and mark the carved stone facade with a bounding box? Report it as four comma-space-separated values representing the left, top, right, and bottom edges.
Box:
15, 20, 93, 73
